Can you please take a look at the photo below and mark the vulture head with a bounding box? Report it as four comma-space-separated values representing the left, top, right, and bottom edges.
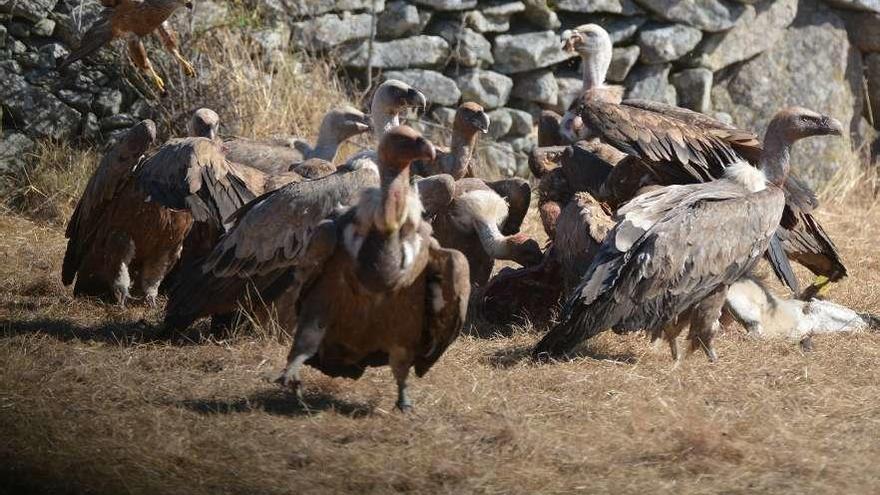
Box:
374, 126, 435, 232
125, 120, 159, 154
561, 24, 612, 88
189, 108, 220, 140
761, 107, 843, 185
371, 80, 428, 139
454, 102, 490, 135
319, 106, 372, 145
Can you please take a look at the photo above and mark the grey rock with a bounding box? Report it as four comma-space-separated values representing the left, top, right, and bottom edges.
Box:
555, 0, 643, 15
492, 31, 576, 74
671, 68, 712, 113
410, 0, 476, 9
0, 25, 6, 49
385, 69, 461, 106
9, 22, 30, 39
487, 108, 514, 138
638, 23, 702, 63
56, 89, 92, 113
511, 69, 558, 106
839, 12, 880, 53
712, 7, 863, 186
633, 0, 746, 32
17, 51, 40, 69
431, 22, 493, 67
191, 1, 230, 32
432, 106, 457, 128
454, 69, 513, 109
0, 132, 34, 174
480, 141, 518, 176
100, 114, 136, 132
504, 135, 537, 153
625, 64, 676, 105
129, 99, 153, 119
603, 16, 648, 43
607, 46, 640, 83
250, 23, 290, 67
823, 0, 880, 12
0, 0, 57, 22
853, 116, 877, 153
692, 0, 797, 71
32, 18, 55, 37
465, 10, 509, 33
81, 112, 100, 142
522, 0, 561, 29
0, 69, 80, 140
340, 35, 449, 69
11, 38, 26, 54
37, 42, 67, 68
378, 1, 431, 38
292, 12, 372, 51
484, 1, 527, 15
554, 74, 583, 113
93, 88, 123, 117
507, 108, 534, 136
283, 0, 384, 16
866, 54, 880, 129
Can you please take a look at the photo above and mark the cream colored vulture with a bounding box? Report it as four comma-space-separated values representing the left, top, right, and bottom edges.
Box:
62, 120, 158, 301
534, 107, 844, 362
557, 23, 847, 296
127, 108, 256, 306
222, 107, 371, 176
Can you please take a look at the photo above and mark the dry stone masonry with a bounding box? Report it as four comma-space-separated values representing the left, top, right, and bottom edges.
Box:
1, 0, 878, 182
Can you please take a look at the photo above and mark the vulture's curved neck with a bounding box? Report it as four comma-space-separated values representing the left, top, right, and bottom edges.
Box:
759, 131, 792, 187
448, 127, 479, 179
581, 50, 610, 91
380, 165, 412, 231
311, 131, 341, 162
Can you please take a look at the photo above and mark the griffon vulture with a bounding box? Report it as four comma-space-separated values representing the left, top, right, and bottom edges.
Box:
58, 0, 195, 92
534, 107, 843, 362
558, 23, 847, 296
270, 126, 469, 411
62, 120, 158, 301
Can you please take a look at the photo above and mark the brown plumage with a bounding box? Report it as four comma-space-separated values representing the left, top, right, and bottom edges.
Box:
427, 178, 543, 286
560, 23, 847, 294
58, 0, 195, 92
535, 107, 844, 362
411, 102, 489, 179
62, 120, 158, 301
223, 107, 371, 176
538, 111, 565, 147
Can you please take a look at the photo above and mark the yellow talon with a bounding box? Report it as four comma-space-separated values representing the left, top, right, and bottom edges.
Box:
149, 69, 166, 93
814, 275, 832, 296
180, 58, 196, 78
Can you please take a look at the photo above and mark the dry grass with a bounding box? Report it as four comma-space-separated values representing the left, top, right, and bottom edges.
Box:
1, 182, 878, 493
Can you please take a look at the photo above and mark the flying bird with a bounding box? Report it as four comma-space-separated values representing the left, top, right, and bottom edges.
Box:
62, 119, 158, 302
268, 126, 469, 411
58, 0, 196, 93
534, 107, 843, 362
558, 23, 847, 296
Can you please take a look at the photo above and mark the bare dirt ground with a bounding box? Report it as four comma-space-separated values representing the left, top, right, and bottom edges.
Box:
1, 185, 878, 495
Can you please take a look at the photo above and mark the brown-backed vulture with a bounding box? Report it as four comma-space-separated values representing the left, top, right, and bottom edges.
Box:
534, 107, 843, 362
273, 126, 469, 410
127, 108, 256, 306
425, 178, 543, 286
558, 23, 847, 296
62, 120, 158, 301
57, 0, 195, 92
222, 107, 371, 176
411, 102, 490, 179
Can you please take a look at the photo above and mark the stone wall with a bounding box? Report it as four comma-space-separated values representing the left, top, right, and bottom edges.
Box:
1, 0, 878, 184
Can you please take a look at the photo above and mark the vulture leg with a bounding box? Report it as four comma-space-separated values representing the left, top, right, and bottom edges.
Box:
112, 237, 136, 308
687, 286, 728, 362
659, 318, 688, 363
157, 22, 195, 77
126, 37, 165, 93
486, 178, 531, 236
276, 313, 326, 399
389, 349, 414, 412
138, 246, 181, 308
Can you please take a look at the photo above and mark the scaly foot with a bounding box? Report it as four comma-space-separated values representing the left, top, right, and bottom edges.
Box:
179, 58, 196, 78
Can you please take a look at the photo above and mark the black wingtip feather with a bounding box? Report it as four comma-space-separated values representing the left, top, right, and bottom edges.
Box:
765, 234, 800, 295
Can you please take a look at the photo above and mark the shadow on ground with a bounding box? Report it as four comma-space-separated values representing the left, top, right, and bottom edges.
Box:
178, 388, 374, 418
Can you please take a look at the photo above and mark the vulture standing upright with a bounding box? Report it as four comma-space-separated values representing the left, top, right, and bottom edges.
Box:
269, 126, 470, 411
57, 0, 195, 92
128, 108, 256, 305
223, 107, 372, 176
534, 107, 843, 361
558, 23, 847, 296
62, 120, 158, 301
163, 83, 425, 332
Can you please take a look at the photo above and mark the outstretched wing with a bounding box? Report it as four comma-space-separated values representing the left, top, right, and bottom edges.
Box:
135, 138, 256, 228
535, 181, 785, 358
414, 241, 470, 377
62, 120, 156, 285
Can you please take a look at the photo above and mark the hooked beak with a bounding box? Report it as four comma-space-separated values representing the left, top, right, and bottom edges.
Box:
407, 88, 428, 114
818, 116, 844, 136
419, 137, 436, 162
561, 31, 580, 53
470, 111, 490, 133
350, 114, 371, 133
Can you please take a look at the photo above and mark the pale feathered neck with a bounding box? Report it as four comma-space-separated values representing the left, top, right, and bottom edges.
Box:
725, 161, 767, 193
